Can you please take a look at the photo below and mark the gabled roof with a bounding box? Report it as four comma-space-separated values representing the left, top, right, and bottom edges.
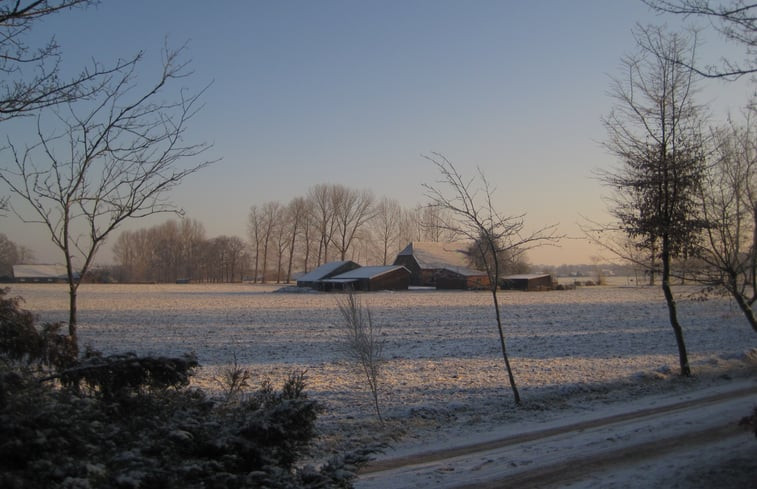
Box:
328, 265, 409, 281
503, 274, 552, 280
439, 267, 489, 278
397, 241, 473, 270
12, 264, 68, 279
297, 261, 359, 282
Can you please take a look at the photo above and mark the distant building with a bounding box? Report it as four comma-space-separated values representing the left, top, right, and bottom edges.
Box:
500, 273, 554, 291
296, 261, 361, 288
393, 241, 488, 289
318, 265, 411, 292
12, 264, 74, 283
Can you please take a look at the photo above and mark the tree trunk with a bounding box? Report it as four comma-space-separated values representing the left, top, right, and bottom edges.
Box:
491, 287, 521, 405
661, 237, 691, 376
68, 284, 78, 345
727, 273, 757, 333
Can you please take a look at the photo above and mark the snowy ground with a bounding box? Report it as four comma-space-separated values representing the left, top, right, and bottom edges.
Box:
8, 280, 757, 487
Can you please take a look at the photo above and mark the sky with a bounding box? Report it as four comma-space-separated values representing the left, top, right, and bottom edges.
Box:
2, 0, 754, 266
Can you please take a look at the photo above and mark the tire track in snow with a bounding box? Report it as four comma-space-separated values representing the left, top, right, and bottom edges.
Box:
358, 384, 757, 487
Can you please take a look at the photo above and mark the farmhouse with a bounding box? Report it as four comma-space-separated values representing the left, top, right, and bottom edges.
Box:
318, 265, 411, 292
12, 264, 72, 283
296, 261, 360, 288
500, 273, 554, 291
393, 241, 488, 289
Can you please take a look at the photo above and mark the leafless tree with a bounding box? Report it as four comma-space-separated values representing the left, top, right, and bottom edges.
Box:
248, 205, 263, 283
423, 153, 559, 405
373, 196, 402, 265
0, 1, 140, 120
285, 197, 307, 282
336, 290, 385, 424
644, 0, 756, 78
697, 111, 757, 331
331, 185, 376, 261
600, 25, 707, 376
308, 184, 337, 265
0, 46, 214, 341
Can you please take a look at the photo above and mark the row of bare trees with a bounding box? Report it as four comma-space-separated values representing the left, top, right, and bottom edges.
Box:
112, 219, 247, 284
246, 183, 459, 283
108, 184, 461, 284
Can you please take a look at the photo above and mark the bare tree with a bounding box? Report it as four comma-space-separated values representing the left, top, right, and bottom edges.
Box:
308, 184, 337, 265
600, 25, 707, 376
248, 205, 263, 283
0, 1, 140, 120
0, 46, 213, 341
285, 197, 307, 282
423, 153, 559, 405
331, 185, 375, 261
644, 0, 756, 78
257, 201, 283, 283
336, 290, 385, 424
373, 196, 402, 265
697, 112, 757, 331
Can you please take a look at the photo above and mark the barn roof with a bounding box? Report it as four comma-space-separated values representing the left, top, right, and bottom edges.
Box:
397, 242, 473, 270
440, 267, 489, 278
297, 261, 359, 282
329, 265, 409, 280
12, 264, 69, 279
503, 274, 552, 280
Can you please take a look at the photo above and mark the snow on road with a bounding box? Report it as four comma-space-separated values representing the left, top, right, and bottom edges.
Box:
357, 381, 757, 488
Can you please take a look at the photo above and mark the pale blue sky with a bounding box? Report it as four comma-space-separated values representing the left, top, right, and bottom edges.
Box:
4, 0, 753, 265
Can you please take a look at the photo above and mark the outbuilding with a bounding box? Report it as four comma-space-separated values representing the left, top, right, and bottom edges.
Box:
435, 267, 491, 290
500, 273, 554, 291
319, 265, 411, 292
296, 261, 360, 288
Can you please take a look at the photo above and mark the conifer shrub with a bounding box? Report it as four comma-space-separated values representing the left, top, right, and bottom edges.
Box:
0, 289, 370, 488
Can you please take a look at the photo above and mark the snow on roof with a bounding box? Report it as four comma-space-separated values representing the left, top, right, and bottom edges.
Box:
397, 242, 473, 270
297, 261, 358, 282
330, 265, 409, 280
12, 264, 69, 279
503, 274, 552, 280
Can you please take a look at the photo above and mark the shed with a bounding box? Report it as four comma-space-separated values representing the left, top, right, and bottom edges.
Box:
296, 261, 360, 288
393, 241, 484, 287
500, 273, 554, 291
12, 264, 72, 283
435, 268, 491, 290
319, 265, 410, 292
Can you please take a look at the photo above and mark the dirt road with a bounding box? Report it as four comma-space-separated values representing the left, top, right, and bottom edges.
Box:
356, 382, 757, 488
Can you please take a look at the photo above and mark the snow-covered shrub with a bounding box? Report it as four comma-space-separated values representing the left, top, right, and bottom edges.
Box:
0, 288, 77, 370
0, 292, 370, 489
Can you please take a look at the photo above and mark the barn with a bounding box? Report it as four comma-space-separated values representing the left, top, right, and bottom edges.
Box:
296, 261, 360, 288
500, 273, 554, 291
435, 268, 491, 290
318, 265, 410, 292
393, 241, 484, 288
12, 264, 72, 283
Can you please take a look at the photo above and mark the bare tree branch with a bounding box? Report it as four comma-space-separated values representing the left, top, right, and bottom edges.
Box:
0, 44, 216, 339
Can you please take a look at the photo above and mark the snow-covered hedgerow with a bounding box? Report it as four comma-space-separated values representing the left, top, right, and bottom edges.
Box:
0, 289, 371, 489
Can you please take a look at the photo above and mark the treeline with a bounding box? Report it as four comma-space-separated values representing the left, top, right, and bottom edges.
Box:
112, 183, 463, 283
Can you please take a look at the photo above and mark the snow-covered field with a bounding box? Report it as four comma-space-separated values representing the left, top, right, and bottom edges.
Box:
8, 281, 757, 487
